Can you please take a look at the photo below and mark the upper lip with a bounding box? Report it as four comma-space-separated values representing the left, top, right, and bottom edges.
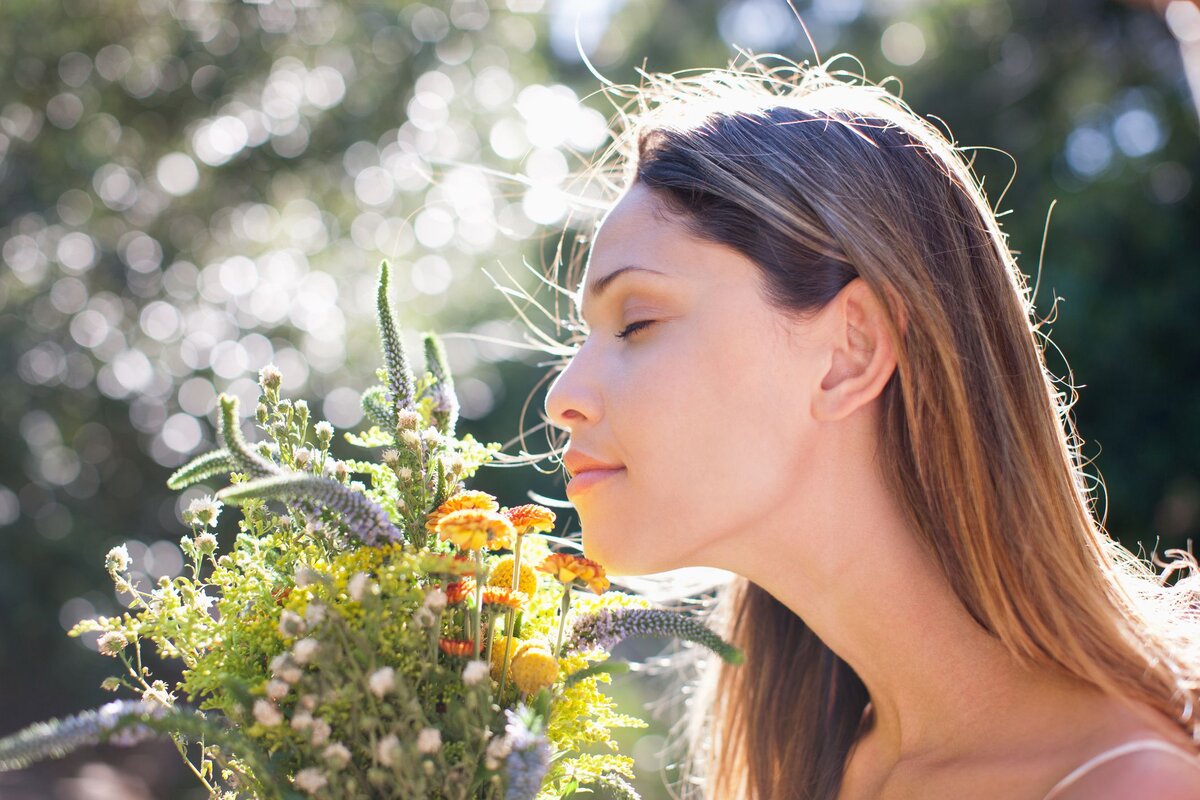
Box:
562, 449, 624, 479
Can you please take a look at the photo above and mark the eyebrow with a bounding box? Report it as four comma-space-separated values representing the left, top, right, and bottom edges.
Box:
575, 265, 667, 320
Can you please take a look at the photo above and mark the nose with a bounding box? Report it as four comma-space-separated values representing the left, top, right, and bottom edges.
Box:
544, 353, 599, 433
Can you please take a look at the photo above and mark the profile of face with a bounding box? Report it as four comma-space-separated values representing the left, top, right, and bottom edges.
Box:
544, 182, 847, 577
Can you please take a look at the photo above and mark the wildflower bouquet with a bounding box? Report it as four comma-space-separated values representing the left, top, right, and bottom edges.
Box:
0, 261, 743, 800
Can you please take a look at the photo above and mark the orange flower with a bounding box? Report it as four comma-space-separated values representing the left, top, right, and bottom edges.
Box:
480, 585, 527, 611
436, 509, 516, 552
424, 490, 500, 535
438, 638, 474, 657
537, 553, 610, 594
502, 504, 556, 536
444, 578, 476, 605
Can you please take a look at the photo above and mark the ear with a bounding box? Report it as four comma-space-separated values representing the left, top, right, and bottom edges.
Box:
810, 277, 901, 423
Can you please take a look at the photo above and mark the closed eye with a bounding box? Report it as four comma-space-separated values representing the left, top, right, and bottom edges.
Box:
615, 320, 656, 340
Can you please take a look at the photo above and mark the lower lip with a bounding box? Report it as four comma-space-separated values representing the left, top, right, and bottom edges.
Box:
566, 468, 624, 495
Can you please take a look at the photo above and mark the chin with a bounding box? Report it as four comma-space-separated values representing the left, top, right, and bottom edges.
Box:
580, 523, 682, 578
579, 523, 642, 577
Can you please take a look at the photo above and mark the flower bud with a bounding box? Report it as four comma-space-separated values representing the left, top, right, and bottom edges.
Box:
195, 532, 217, 556
368, 667, 395, 699
292, 637, 320, 665
253, 699, 283, 727
105, 545, 131, 575
322, 742, 351, 770
259, 364, 282, 392
314, 421, 334, 446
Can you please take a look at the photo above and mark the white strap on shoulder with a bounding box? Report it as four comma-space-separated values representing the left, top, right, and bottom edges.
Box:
1042, 738, 1200, 800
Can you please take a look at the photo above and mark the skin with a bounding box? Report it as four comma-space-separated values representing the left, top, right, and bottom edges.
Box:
544, 182, 1200, 798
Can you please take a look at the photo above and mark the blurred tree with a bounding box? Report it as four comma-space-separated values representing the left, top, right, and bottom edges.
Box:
0, 0, 1196, 797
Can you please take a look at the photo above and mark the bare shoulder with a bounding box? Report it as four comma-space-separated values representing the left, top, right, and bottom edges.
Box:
1054, 746, 1200, 800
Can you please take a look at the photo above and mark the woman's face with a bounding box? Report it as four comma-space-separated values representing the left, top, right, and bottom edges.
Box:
544, 182, 827, 576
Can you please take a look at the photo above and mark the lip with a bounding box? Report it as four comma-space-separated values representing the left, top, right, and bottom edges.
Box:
565, 467, 625, 496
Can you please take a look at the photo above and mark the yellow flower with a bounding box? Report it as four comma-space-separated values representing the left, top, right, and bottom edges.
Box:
487, 556, 538, 597
537, 553, 610, 594
436, 509, 515, 552
511, 645, 559, 694
502, 504, 556, 536
489, 634, 518, 680
425, 490, 500, 535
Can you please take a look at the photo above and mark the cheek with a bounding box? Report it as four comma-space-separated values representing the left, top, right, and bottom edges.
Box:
583, 321, 808, 573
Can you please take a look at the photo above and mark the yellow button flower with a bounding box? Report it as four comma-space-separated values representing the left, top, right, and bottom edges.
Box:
489, 634, 518, 680
511, 645, 559, 694
487, 556, 538, 597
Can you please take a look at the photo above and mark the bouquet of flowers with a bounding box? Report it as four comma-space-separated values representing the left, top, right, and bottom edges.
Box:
0, 261, 743, 800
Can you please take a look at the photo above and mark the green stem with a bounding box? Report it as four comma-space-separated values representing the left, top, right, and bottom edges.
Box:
485, 613, 497, 666
472, 549, 484, 659
429, 607, 442, 663
498, 622, 514, 696
497, 534, 524, 694
553, 585, 572, 660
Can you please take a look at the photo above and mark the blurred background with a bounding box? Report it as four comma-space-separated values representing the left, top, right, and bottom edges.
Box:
1, 0, 1197, 797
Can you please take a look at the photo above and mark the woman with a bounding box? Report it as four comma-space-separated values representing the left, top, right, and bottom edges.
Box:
540, 55, 1200, 799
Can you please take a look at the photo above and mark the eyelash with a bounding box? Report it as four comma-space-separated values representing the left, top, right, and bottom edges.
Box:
615, 320, 655, 340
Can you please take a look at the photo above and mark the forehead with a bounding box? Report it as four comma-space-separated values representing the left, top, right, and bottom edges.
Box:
575, 184, 685, 316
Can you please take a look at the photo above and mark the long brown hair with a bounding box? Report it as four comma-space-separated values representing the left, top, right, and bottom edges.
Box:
524, 53, 1200, 800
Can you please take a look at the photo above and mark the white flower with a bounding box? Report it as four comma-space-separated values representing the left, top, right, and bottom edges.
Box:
294, 565, 320, 587
397, 410, 421, 430
292, 637, 320, 665
266, 679, 290, 701
97, 631, 127, 657
322, 742, 352, 770
194, 532, 217, 555
398, 466, 413, 480
259, 363, 282, 390
400, 429, 421, 448
462, 660, 489, 687
291, 710, 313, 731
186, 495, 223, 527
423, 587, 447, 614
294, 447, 311, 468
348, 572, 373, 602
292, 767, 327, 794
421, 427, 440, 445
278, 610, 306, 637
368, 667, 395, 699
270, 653, 303, 684
142, 681, 174, 709
105, 544, 131, 574
253, 699, 283, 727
412, 606, 434, 628
314, 421, 334, 442
376, 733, 401, 767
416, 727, 442, 755
310, 718, 331, 746
485, 734, 512, 770
304, 602, 327, 626
300, 693, 318, 710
